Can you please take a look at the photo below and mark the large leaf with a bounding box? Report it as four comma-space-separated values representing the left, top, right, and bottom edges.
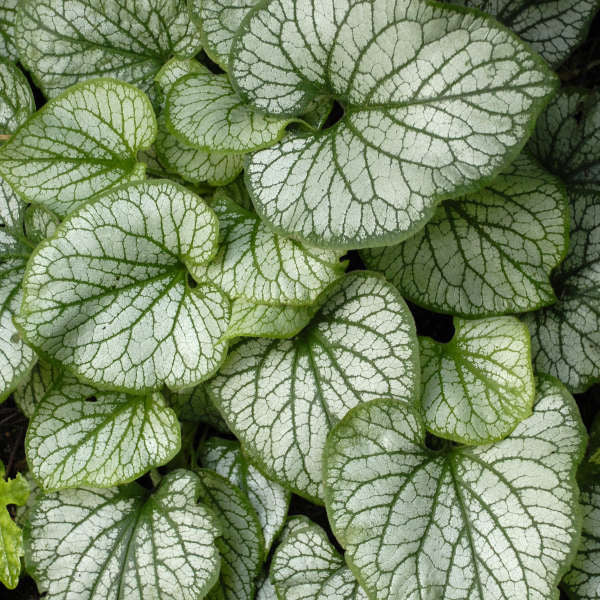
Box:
25, 470, 222, 600
450, 0, 600, 67
323, 376, 586, 600
193, 191, 345, 306
15, 0, 202, 98
563, 480, 600, 599
26, 373, 181, 491
17, 180, 230, 393
0, 78, 157, 216
362, 153, 568, 316
420, 316, 535, 445
209, 271, 419, 502
230, 0, 557, 248
0, 1, 18, 61
0, 59, 35, 136
165, 71, 292, 154
200, 437, 290, 555
197, 469, 263, 600
0, 461, 29, 590
271, 518, 368, 600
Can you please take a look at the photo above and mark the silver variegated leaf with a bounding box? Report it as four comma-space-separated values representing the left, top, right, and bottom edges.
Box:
231, 0, 557, 248
18, 180, 230, 393
26, 373, 181, 490
0, 59, 35, 136
200, 437, 290, 555
14, 360, 60, 419
323, 376, 586, 600
168, 384, 229, 431
25, 470, 222, 600
256, 570, 277, 600
23, 204, 60, 246
209, 271, 419, 501
0, 1, 18, 61
362, 153, 568, 316
0, 78, 157, 216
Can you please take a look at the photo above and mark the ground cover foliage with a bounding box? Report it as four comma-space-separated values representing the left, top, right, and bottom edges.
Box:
0, 1, 600, 599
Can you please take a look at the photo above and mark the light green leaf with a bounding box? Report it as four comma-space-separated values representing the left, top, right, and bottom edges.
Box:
0, 78, 157, 216
420, 316, 535, 445
15, 0, 203, 98
165, 72, 292, 154
194, 191, 344, 306
231, 0, 557, 249
450, 0, 600, 67
0, 59, 35, 136
200, 437, 290, 555
362, 153, 569, 316
0, 461, 29, 589
197, 469, 263, 600
189, 0, 258, 71
0, 1, 18, 61
563, 480, 600, 599
323, 376, 587, 600
271, 518, 368, 600
167, 384, 229, 431
209, 271, 419, 502
23, 204, 60, 246
25, 469, 222, 600
18, 179, 230, 393
26, 373, 181, 491
225, 298, 315, 341
14, 360, 60, 419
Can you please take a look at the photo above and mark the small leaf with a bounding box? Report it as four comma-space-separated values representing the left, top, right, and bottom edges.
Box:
18, 180, 230, 393
0, 460, 29, 589
323, 376, 587, 600
0, 78, 157, 216
420, 316, 535, 445
26, 373, 181, 490
25, 470, 222, 600
209, 271, 419, 501
15, 0, 202, 98
231, 0, 557, 248
0, 59, 35, 135
200, 437, 290, 555
362, 153, 569, 316
167, 384, 229, 431
0, 0, 18, 61
23, 204, 60, 246
197, 469, 263, 600
165, 72, 292, 153
256, 570, 277, 600
0, 176, 27, 258
271, 518, 368, 600
563, 480, 600, 599
14, 360, 60, 419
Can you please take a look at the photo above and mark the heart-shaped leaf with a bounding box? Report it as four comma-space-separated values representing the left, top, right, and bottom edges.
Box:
26, 373, 181, 490
25, 469, 222, 600
209, 271, 419, 501
271, 518, 368, 600
0, 59, 35, 136
15, 0, 202, 98
0, 78, 157, 216
230, 0, 557, 248
200, 437, 290, 555
193, 191, 344, 306
197, 469, 263, 600
450, 0, 600, 67
420, 316, 535, 445
18, 179, 230, 393
323, 376, 586, 600
0, 1, 18, 61
362, 153, 568, 316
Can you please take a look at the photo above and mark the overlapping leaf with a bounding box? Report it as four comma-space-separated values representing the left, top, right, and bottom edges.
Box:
271, 518, 368, 600
14, 361, 60, 419
362, 154, 568, 316
0, 78, 157, 215
193, 191, 344, 306
197, 469, 263, 600
15, 0, 203, 98
0, 1, 18, 61
420, 317, 535, 445
323, 376, 587, 600
0, 60, 35, 136
231, 0, 557, 248
451, 0, 600, 67
168, 384, 229, 431
18, 180, 230, 392
25, 470, 222, 600
209, 271, 419, 501
26, 373, 181, 490
200, 437, 290, 554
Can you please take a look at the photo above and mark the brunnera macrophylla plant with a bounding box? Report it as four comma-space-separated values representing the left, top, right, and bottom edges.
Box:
0, 0, 598, 598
